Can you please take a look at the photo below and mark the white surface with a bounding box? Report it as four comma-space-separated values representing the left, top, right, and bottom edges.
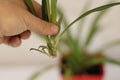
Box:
0, 65, 60, 80
0, 64, 120, 80
0, 0, 120, 80
104, 63, 120, 80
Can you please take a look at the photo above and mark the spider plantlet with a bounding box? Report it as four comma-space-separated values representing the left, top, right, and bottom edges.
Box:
25, 0, 62, 57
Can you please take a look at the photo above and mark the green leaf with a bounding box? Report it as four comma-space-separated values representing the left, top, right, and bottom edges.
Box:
59, 2, 120, 39
85, 56, 120, 67
95, 40, 120, 53
56, 8, 73, 46
77, 0, 92, 40
76, 1, 93, 53
24, 0, 37, 16
46, 0, 51, 21
85, 57, 104, 67
57, 14, 63, 34
58, 14, 63, 27
29, 65, 56, 80
104, 57, 120, 65
84, 10, 107, 48
42, 0, 49, 21
51, 0, 57, 23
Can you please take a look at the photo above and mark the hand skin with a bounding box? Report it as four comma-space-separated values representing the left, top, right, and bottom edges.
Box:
0, 0, 58, 47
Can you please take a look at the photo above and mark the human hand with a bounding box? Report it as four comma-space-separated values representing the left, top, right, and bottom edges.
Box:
0, 0, 58, 47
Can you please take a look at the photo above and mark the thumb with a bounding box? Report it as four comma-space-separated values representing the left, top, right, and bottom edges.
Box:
23, 11, 58, 35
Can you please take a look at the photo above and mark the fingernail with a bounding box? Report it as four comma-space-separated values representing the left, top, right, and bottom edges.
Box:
51, 25, 58, 34
9, 37, 21, 47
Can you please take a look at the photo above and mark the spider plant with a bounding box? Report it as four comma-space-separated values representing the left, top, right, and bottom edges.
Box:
24, 0, 120, 57
60, 9, 120, 76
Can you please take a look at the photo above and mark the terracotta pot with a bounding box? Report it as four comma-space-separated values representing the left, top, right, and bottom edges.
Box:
61, 65, 104, 80
62, 74, 103, 80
